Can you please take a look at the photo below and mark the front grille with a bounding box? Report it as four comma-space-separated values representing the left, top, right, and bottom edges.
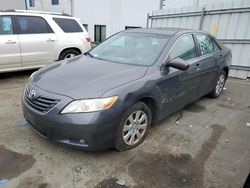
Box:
25, 87, 60, 113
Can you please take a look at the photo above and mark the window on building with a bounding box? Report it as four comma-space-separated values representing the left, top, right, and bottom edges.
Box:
169, 34, 197, 61
94, 25, 106, 43
29, 0, 35, 7
53, 18, 83, 33
83, 24, 88, 31
16, 16, 53, 34
125, 26, 141, 30
0, 16, 13, 35
52, 0, 59, 5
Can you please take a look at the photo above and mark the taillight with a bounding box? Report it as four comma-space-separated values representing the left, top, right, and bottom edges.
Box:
85, 36, 91, 43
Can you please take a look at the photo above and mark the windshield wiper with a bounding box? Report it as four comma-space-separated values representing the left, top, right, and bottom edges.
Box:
84, 51, 94, 58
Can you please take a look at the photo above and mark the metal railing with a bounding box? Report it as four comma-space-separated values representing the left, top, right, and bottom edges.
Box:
147, 6, 250, 30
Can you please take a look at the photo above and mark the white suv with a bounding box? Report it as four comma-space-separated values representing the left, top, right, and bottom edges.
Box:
0, 10, 91, 73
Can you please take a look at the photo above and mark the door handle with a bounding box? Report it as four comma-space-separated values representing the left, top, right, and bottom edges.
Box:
194, 63, 200, 71
47, 38, 55, 42
219, 54, 223, 59
6, 40, 16, 44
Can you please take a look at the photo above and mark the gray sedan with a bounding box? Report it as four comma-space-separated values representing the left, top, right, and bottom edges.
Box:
22, 28, 231, 151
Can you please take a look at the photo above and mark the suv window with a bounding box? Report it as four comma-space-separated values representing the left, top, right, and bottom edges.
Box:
196, 34, 220, 55
169, 34, 196, 61
53, 18, 83, 33
16, 16, 53, 34
0, 16, 13, 35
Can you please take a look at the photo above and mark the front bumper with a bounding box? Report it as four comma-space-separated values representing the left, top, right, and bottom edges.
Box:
22, 84, 122, 151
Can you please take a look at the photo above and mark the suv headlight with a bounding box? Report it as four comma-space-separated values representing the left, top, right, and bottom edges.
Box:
61, 96, 118, 114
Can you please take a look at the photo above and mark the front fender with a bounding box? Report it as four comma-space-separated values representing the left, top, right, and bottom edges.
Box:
101, 75, 164, 122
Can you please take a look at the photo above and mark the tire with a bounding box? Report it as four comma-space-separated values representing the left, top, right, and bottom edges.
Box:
59, 49, 80, 60
208, 71, 226, 98
115, 102, 152, 151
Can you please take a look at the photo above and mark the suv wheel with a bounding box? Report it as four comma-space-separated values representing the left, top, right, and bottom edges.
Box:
59, 49, 80, 60
115, 102, 152, 151
209, 71, 226, 98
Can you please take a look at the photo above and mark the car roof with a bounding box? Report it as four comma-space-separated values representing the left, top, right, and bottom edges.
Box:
123, 27, 199, 36
0, 10, 75, 19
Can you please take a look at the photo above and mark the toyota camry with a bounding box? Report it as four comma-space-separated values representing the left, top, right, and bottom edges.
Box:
22, 28, 231, 151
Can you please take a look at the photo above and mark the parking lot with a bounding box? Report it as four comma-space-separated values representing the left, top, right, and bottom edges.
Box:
0, 70, 249, 188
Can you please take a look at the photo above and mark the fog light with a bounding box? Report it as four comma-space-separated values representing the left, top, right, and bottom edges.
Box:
79, 139, 86, 144
69, 138, 86, 145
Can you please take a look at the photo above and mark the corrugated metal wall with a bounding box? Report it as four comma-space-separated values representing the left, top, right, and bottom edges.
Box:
0, 0, 26, 10
163, 0, 235, 9
149, 0, 250, 79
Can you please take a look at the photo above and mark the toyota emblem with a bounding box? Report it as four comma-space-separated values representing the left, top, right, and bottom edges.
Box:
28, 89, 36, 99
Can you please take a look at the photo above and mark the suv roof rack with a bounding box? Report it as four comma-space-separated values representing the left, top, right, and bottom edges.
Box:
0, 9, 71, 17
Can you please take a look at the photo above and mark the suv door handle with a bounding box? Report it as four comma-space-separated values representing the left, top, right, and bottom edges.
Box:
47, 38, 55, 42
219, 54, 223, 59
6, 40, 16, 44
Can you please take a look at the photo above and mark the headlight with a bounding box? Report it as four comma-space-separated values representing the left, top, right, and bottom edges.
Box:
61, 96, 118, 114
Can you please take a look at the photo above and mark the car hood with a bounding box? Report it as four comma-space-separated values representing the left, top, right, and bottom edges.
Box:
32, 55, 148, 99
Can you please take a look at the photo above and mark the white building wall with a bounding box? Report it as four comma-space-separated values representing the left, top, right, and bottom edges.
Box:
74, 0, 160, 41
0, 0, 25, 10
28, 0, 72, 15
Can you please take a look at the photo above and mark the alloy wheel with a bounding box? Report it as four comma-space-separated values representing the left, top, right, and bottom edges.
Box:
215, 74, 225, 95
122, 110, 148, 145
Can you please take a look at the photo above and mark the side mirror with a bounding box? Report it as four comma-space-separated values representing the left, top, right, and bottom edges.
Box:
166, 58, 189, 71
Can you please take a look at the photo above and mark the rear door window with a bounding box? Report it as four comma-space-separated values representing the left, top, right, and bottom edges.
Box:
0, 16, 13, 35
212, 39, 221, 52
169, 34, 197, 61
196, 34, 220, 55
53, 18, 83, 33
16, 16, 53, 34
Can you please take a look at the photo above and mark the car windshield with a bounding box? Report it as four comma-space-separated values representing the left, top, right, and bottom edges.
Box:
89, 32, 170, 66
